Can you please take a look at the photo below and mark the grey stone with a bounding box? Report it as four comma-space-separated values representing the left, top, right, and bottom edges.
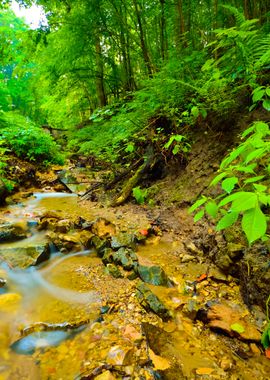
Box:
0, 243, 50, 269
136, 282, 171, 320
111, 233, 136, 250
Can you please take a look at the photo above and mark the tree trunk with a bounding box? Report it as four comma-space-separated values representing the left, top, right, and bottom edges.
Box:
160, 0, 166, 61
175, 0, 185, 50
95, 36, 107, 107
133, 0, 152, 76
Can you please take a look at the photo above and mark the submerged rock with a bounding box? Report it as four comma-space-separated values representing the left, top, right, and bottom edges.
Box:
0, 243, 50, 269
136, 282, 171, 320
0, 293, 22, 312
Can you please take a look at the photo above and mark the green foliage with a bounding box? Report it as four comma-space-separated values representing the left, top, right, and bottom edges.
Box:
163, 134, 191, 156
250, 86, 270, 111
189, 121, 270, 245
132, 186, 148, 205
0, 112, 64, 164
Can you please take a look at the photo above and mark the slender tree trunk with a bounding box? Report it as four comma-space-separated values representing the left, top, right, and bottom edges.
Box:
175, 0, 185, 50
95, 36, 107, 107
160, 0, 166, 61
132, 0, 152, 76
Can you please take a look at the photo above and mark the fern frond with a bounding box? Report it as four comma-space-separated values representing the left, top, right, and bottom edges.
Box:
221, 5, 246, 27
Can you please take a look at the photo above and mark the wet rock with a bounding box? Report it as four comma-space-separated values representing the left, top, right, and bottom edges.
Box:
204, 304, 261, 341
112, 248, 137, 270
91, 218, 116, 238
136, 282, 171, 320
0, 278, 6, 288
180, 254, 196, 263
123, 325, 143, 344
227, 243, 245, 260
91, 236, 109, 256
79, 230, 94, 248
184, 241, 203, 256
106, 345, 134, 366
105, 264, 123, 279
0, 293, 22, 312
137, 265, 169, 286
102, 248, 114, 264
0, 243, 50, 269
54, 219, 72, 233
94, 370, 116, 380
111, 233, 136, 250
0, 221, 30, 242
182, 299, 200, 320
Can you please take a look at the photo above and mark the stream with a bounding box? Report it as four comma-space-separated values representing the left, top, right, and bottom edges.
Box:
0, 190, 270, 379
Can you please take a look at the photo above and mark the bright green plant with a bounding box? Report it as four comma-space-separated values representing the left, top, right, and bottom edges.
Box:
163, 134, 191, 156
132, 186, 148, 205
189, 121, 270, 245
0, 112, 65, 165
250, 86, 270, 112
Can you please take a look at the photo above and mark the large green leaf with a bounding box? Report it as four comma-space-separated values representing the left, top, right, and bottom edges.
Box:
242, 206, 267, 244
189, 197, 207, 213
231, 192, 257, 212
221, 177, 238, 193
263, 99, 270, 111
205, 201, 218, 218
245, 148, 265, 163
218, 192, 247, 208
210, 171, 227, 186
252, 89, 265, 102
194, 209, 204, 222
216, 211, 239, 230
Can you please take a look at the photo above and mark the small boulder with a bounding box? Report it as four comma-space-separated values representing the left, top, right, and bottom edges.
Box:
112, 248, 137, 270
111, 233, 136, 250
0, 221, 30, 242
136, 282, 171, 320
0, 243, 50, 269
91, 217, 116, 238
205, 304, 261, 341
106, 345, 134, 366
105, 264, 123, 279
137, 265, 169, 286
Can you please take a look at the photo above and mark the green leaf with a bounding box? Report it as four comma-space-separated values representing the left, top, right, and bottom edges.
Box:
218, 192, 244, 208
200, 108, 207, 118
188, 197, 207, 213
244, 175, 265, 184
266, 88, 270, 97
221, 177, 238, 193
252, 89, 265, 102
254, 121, 269, 135
220, 145, 246, 169
231, 192, 257, 212
230, 323, 245, 334
263, 99, 270, 111
245, 148, 265, 163
216, 211, 239, 230
210, 171, 227, 186
191, 106, 199, 118
205, 201, 218, 218
242, 126, 255, 138
242, 206, 267, 244
253, 183, 267, 192
261, 324, 270, 349
194, 209, 204, 222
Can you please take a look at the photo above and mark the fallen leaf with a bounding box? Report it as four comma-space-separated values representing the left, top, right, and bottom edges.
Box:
149, 349, 170, 370
196, 367, 214, 375
265, 347, 270, 359
231, 323, 245, 334
139, 229, 149, 236
196, 273, 207, 283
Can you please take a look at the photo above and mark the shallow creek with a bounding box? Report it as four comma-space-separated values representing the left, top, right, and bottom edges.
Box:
0, 192, 270, 379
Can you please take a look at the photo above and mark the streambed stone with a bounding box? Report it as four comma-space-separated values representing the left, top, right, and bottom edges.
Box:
0, 243, 50, 269
111, 233, 136, 250
136, 282, 171, 320
0, 221, 30, 243
112, 248, 137, 270
137, 264, 169, 286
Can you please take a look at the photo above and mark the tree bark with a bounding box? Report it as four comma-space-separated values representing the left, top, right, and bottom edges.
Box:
95, 35, 107, 107
133, 0, 152, 76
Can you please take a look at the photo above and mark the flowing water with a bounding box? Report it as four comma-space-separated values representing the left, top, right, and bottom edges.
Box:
0, 193, 103, 379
